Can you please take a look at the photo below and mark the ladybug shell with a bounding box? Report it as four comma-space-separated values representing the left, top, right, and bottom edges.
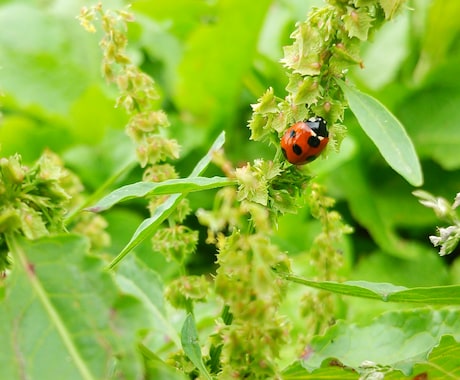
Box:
280, 117, 329, 165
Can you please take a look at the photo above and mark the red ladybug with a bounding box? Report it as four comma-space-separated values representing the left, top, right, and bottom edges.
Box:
280, 116, 329, 165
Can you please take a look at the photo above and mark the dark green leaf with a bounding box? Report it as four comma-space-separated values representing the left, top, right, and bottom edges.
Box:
335, 158, 412, 258
399, 88, 460, 170
338, 81, 423, 186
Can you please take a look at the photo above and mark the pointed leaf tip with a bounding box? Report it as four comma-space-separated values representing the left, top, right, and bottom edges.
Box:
337, 80, 423, 187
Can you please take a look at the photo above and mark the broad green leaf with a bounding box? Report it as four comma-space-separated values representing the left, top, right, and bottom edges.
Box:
181, 314, 213, 380
285, 274, 460, 304
335, 158, 412, 258
338, 80, 423, 186
0, 3, 101, 115
398, 88, 460, 170
107, 131, 226, 269
115, 256, 181, 348
283, 335, 460, 380
0, 234, 151, 380
402, 335, 460, 380
300, 309, 460, 375
174, 0, 271, 128
282, 361, 357, 379
88, 176, 235, 213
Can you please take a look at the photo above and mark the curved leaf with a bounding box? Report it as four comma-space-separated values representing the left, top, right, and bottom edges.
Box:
338, 80, 423, 186
301, 309, 460, 375
106, 131, 226, 269
0, 234, 150, 380
181, 314, 213, 380
284, 274, 460, 304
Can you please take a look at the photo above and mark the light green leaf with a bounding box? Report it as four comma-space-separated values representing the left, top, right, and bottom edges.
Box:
404, 335, 460, 380
282, 361, 357, 379
338, 81, 423, 186
378, 0, 405, 20
88, 176, 235, 213
139, 344, 188, 380
181, 314, 213, 380
0, 234, 150, 380
300, 309, 460, 375
107, 131, 226, 269
116, 256, 181, 349
285, 274, 460, 304
0, 3, 101, 115
174, 0, 271, 128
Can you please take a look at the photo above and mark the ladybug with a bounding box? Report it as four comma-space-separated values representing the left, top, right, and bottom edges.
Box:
280, 116, 329, 165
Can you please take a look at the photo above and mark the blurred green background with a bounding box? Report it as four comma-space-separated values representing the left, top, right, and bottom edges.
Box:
1, 0, 460, 319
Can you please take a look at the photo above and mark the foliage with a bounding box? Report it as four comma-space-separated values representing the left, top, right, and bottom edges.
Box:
1, 0, 460, 379
414, 190, 460, 256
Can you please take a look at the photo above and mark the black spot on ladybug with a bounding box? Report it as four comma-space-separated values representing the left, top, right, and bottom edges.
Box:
292, 144, 303, 156
307, 135, 321, 148
289, 130, 297, 138
281, 147, 287, 158
306, 155, 317, 162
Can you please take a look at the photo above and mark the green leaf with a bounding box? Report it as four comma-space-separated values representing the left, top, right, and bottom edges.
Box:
335, 158, 411, 258
107, 131, 226, 269
405, 335, 460, 380
378, 0, 405, 20
0, 3, 101, 115
284, 274, 460, 304
398, 88, 460, 170
282, 361, 357, 379
174, 0, 271, 128
283, 335, 460, 379
338, 80, 423, 186
300, 309, 460, 375
413, 0, 460, 82
342, 7, 373, 40
115, 256, 181, 349
140, 344, 188, 380
88, 176, 235, 213
0, 234, 151, 380
181, 314, 213, 380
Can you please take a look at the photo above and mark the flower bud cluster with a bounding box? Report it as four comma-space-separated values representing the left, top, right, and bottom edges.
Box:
79, 3, 196, 263
0, 151, 83, 269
